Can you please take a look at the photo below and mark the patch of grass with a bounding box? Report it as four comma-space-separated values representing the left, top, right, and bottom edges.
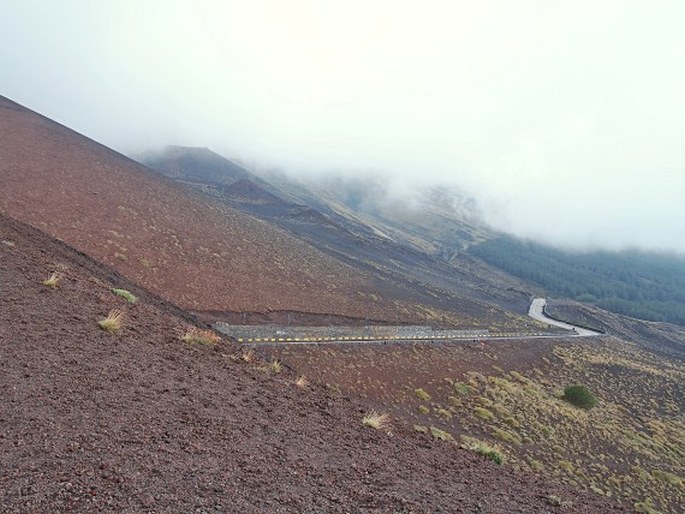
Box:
42, 272, 60, 289
1, 239, 15, 247
362, 411, 390, 430
546, 495, 572, 508
474, 407, 495, 420
492, 428, 522, 445
436, 408, 453, 421
503, 416, 520, 428
182, 328, 221, 346
418, 405, 430, 414
529, 459, 544, 472
414, 388, 431, 401
111, 288, 138, 303
453, 381, 472, 396
429, 426, 454, 441
241, 349, 255, 362
270, 359, 282, 373
414, 425, 428, 433
461, 436, 504, 465
562, 384, 597, 410
651, 469, 681, 486
98, 309, 124, 333
295, 376, 309, 388
634, 499, 662, 514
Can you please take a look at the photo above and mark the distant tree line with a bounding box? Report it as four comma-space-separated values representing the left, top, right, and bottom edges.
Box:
470, 236, 685, 326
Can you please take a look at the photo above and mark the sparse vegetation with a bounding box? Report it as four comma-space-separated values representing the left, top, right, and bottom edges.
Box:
111, 288, 138, 303
182, 328, 221, 346
473, 407, 495, 420
42, 272, 60, 289
453, 381, 471, 396
270, 359, 282, 373
461, 436, 504, 465
429, 426, 454, 441
295, 375, 309, 388
98, 309, 124, 333
362, 411, 390, 430
562, 384, 597, 410
414, 388, 431, 401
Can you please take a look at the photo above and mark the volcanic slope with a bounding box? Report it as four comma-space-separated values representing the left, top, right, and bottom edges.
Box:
139, 146, 538, 321
0, 96, 539, 328
0, 212, 626, 513
0, 95, 457, 324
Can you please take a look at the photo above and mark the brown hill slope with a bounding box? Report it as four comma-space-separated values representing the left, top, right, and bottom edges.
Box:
0, 212, 625, 512
0, 96, 397, 319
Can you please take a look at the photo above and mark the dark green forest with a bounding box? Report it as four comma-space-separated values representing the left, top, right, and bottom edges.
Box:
470, 236, 685, 326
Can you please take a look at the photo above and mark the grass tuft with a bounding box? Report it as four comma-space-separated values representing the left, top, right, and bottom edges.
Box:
241, 349, 255, 362
42, 272, 60, 289
429, 426, 454, 441
111, 288, 138, 303
362, 411, 390, 430
270, 359, 282, 373
98, 309, 124, 333
414, 388, 431, 401
461, 436, 505, 465
182, 328, 221, 346
295, 376, 309, 388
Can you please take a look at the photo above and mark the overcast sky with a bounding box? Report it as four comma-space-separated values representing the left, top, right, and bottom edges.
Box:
2, 1, 684, 252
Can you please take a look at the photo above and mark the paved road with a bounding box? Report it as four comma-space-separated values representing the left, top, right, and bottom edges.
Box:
528, 298, 602, 337
223, 298, 603, 346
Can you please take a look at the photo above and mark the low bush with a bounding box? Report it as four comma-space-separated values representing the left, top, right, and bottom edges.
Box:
562, 385, 597, 410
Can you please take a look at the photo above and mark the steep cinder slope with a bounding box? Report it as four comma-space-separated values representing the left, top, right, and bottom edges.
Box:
0, 213, 625, 513
0, 96, 388, 319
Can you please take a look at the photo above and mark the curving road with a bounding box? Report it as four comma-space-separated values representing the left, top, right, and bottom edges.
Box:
528, 298, 602, 337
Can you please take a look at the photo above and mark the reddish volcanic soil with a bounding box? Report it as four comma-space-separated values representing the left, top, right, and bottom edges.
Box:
0, 96, 404, 320
0, 213, 626, 512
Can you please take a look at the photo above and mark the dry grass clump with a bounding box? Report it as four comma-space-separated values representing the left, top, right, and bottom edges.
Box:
181, 328, 221, 346
98, 309, 124, 333
42, 272, 60, 289
362, 411, 390, 430
295, 376, 309, 388
474, 407, 495, 420
270, 359, 282, 373
241, 349, 255, 362
414, 388, 431, 401
429, 426, 454, 441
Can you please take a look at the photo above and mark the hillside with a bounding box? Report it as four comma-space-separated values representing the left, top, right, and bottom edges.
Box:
0, 95, 510, 327
0, 212, 627, 513
136, 146, 540, 322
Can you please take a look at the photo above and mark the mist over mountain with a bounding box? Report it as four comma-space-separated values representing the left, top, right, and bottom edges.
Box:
2, 1, 684, 252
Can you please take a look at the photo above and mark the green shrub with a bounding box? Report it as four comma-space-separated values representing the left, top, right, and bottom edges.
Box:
562, 385, 597, 410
